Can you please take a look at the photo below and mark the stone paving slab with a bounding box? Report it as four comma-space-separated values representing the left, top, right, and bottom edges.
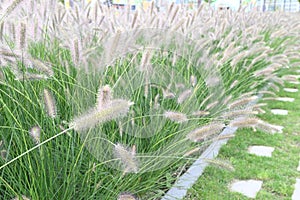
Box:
290, 81, 300, 85
248, 146, 275, 157
271, 109, 288, 115
275, 97, 295, 102
229, 179, 263, 198
288, 75, 300, 79
292, 179, 300, 200
270, 125, 284, 134
284, 88, 299, 93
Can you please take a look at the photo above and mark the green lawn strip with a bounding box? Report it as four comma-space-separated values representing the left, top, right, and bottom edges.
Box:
185, 76, 300, 199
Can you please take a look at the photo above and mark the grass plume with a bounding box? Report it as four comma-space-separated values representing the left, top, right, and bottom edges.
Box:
71, 99, 133, 132
43, 88, 57, 118
187, 122, 225, 142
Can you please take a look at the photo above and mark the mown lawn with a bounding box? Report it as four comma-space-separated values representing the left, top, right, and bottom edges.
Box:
186, 68, 300, 200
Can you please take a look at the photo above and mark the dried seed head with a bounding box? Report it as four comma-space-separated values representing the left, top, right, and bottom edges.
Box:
253, 67, 275, 77
114, 143, 138, 173
139, 50, 153, 71
183, 147, 201, 157
16, 73, 49, 81
258, 90, 276, 96
29, 126, 41, 143
191, 110, 210, 117
170, 6, 179, 24
72, 39, 80, 65
11, 195, 31, 200
229, 117, 259, 128
205, 100, 219, 110
43, 89, 57, 118
29, 58, 54, 77
228, 96, 258, 109
19, 22, 26, 50
117, 192, 137, 200
187, 122, 225, 142
71, 99, 133, 131
222, 109, 258, 119
177, 89, 192, 104
3, 0, 26, 20
131, 11, 138, 28
162, 88, 175, 99
164, 111, 188, 123
1, 150, 7, 160
154, 94, 160, 109
190, 75, 197, 87
229, 80, 238, 90
253, 107, 266, 114
269, 83, 280, 92
256, 120, 283, 134
205, 76, 220, 87
108, 30, 121, 61
96, 85, 112, 109
222, 95, 232, 105
282, 75, 298, 82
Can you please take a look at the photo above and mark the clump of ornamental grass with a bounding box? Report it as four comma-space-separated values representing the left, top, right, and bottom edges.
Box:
0, 84, 134, 176
1, 0, 300, 199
